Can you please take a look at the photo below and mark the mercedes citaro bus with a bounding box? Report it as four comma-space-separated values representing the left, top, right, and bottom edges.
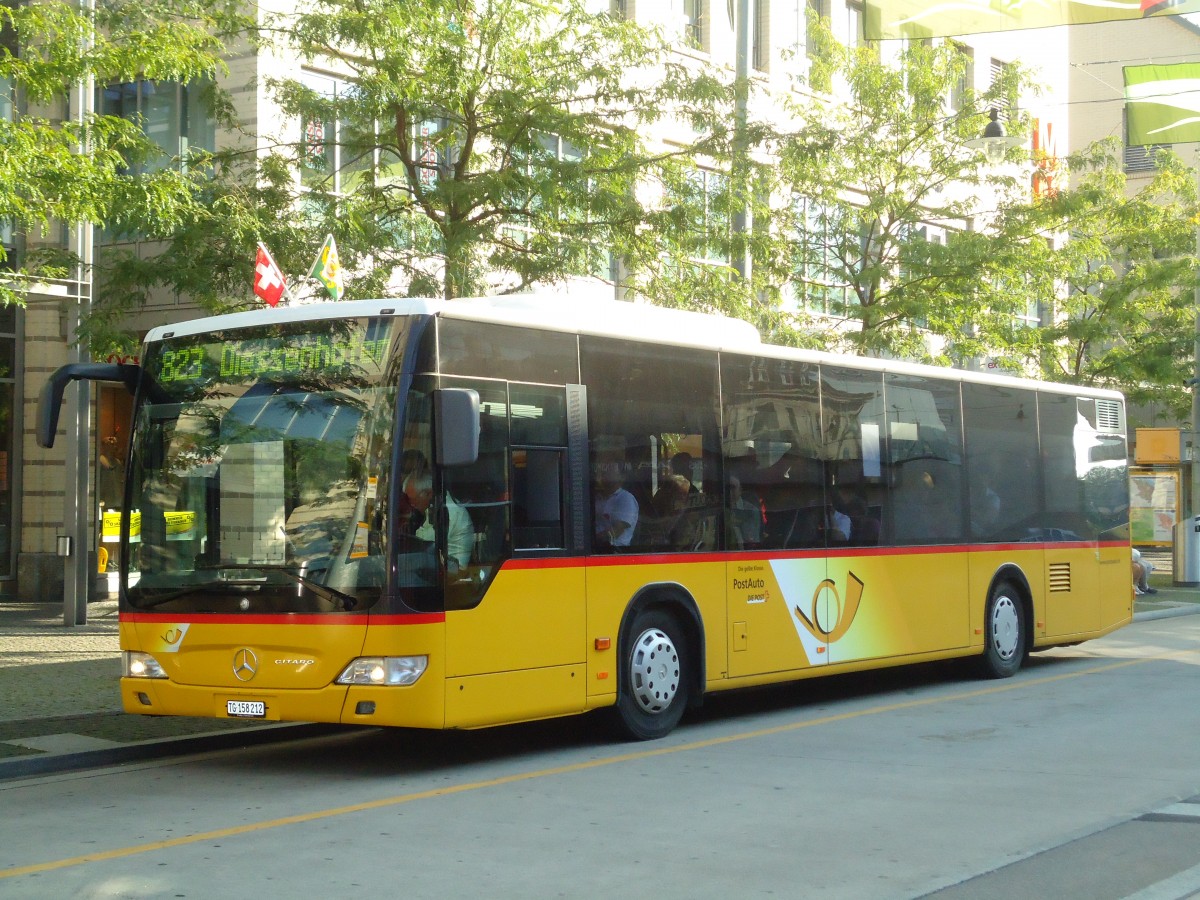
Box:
38, 295, 1132, 739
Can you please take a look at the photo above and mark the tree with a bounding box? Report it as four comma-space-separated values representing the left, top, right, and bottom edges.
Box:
89, 153, 322, 353
765, 24, 1033, 359
983, 140, 1200, 415
602, 97, 806, 340
259, 0, 730, 300
0, 0, 246, 315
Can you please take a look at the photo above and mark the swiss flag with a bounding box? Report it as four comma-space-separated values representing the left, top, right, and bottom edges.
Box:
254, 242, 286, 307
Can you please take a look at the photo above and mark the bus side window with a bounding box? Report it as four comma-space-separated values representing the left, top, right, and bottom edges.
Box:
513, 448, 565, 550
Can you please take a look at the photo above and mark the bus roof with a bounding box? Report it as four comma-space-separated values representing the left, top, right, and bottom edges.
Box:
142, 294, 1124, 401
146, 294, 762, 351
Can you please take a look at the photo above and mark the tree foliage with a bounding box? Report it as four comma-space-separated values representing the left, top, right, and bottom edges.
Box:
0, 0, 246, 319
764, 24, 1033, 359
263, 0, 730, 300
89, 154, 318, 352
984, 140, 1200, 415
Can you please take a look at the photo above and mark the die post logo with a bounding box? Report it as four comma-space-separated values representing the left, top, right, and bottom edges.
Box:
793, 571, 865, 644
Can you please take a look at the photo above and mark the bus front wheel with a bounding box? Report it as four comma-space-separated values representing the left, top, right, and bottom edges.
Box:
978, 581, 1026, 679
615, 610, 689, 740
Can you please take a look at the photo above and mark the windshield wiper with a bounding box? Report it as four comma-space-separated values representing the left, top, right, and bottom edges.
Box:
134, 567, 358, 611
133, 582, 232, 609
256, 566, 358, 611
196, 564, 358, 611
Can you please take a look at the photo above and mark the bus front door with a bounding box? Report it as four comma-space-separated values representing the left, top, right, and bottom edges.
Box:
442, 382, 588, 729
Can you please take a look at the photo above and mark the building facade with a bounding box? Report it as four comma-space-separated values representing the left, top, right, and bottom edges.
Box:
1068, 15, 1200, 191
14, 0, 1069, 601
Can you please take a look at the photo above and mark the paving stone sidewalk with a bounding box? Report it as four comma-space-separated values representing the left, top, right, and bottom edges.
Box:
0, 600, 273, 768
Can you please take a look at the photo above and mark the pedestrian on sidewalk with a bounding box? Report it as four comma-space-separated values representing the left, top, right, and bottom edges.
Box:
1133, 547, 1157, 595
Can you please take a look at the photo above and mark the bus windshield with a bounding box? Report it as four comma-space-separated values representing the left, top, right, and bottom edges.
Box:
125, 317, 402, 613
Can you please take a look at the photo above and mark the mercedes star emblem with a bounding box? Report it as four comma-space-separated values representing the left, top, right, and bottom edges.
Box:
232, 648, 258, 682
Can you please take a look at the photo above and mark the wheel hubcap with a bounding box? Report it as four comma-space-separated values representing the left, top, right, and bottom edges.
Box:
990, 595, 1019, 661
629, 627, 680, 714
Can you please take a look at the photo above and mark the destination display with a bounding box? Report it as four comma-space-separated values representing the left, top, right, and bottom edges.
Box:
154, 327, 393, 386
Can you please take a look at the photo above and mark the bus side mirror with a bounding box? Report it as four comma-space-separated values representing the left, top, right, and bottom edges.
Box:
434, 388, 480, 467
37, 363, 141, 449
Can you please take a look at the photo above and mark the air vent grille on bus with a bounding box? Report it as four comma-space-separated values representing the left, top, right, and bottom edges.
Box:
1048, 562, 1072, 593
1096, 400, 1122, 432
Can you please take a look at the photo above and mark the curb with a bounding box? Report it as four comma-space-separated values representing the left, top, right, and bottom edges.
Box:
1133, 605, 1200, 622
0, 722, 348, 782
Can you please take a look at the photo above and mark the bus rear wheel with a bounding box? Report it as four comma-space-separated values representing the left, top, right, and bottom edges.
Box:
978, 580, 1026, 679
615, 610, 689, 740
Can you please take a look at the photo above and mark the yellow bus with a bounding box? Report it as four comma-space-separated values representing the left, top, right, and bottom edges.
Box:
38, 295, 1132, 740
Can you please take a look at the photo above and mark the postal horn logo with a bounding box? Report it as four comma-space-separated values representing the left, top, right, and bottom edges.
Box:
232, 648, 258, 682
794, 572, 864, 643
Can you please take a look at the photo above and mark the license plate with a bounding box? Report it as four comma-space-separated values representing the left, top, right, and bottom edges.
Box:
226, 700, 266, 718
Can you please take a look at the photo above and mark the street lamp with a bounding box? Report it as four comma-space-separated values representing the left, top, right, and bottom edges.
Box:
967, 108, 1022, 164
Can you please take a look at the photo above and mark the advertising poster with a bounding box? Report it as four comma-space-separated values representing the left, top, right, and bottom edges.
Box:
1130, 470, 1178, 545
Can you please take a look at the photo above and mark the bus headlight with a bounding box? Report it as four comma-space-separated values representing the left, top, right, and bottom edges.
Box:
336, 656, 428, 686
123, 651, 168, 679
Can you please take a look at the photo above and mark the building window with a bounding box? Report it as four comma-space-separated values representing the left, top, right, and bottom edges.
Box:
0, 304, 17, 581
1013, 297, 1043, 329
299, 71, 374, 193
949, 41, 973, 112
806, 0, 828, 67
846, 0, 864, 49
0, 73, 12, 260
671, 167, 730, 266
989, 58, 1016, 118
501, 135, 587, 240
791, 197, 853, 315
1124, 111, 1166, 173
1124, 143, 1166, 173
791, 0, 804, 56
678, 0, 705, 50
100, 79, 215, 175
754, 0, 771, 71
898, 224, 946, 328
373, 115, 454, 251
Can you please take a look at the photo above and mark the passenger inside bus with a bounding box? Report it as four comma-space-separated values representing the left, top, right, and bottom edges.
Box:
646, 473, 693, 548
652, 473, 691, 517
593, 457, 638, 549
668, 452, 700, 495
726, 475, 763, 549
970, 467, 1004, 538
825, 501, 852, 543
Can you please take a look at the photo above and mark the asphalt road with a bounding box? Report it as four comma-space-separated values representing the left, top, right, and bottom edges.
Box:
2, 614, 1199, 899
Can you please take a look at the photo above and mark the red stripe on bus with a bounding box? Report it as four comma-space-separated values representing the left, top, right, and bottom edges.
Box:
501, 539, 1129, 570
120, 612, 446, 626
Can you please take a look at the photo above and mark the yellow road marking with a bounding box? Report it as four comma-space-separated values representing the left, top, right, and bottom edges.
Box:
0, 652, 1182, 880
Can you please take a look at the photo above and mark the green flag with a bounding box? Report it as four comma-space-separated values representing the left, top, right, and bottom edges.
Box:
1124, 62, 1200, 146
307, 233, 345, 300
865, 0, 1200, 40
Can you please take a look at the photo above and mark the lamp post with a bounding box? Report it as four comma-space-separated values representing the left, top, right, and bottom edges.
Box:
62, 0, 96, 626
1191, 157, 1200, 523
731, 0, 751, 282
966, 108, 1023, 163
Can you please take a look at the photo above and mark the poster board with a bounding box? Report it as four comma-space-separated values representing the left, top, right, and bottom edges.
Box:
1129, 468, 1179, 546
